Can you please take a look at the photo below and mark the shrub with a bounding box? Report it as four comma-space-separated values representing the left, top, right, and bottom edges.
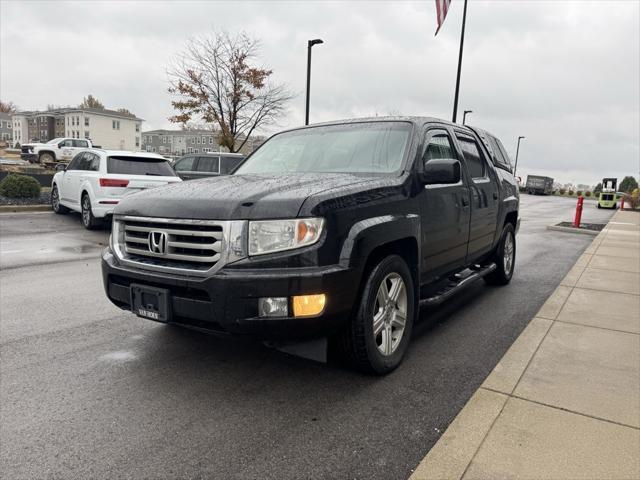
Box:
0, 174, 41, 199
624, 188, 639, 210
576, 190, 583, 197
559, 188, 566, 195
568, 190, 574, 196
585, 190, 591, 197
14, 142, 21, 149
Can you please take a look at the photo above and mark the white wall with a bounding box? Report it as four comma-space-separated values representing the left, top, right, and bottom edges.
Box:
64, 112, 141, 151
12, 115, 28, 144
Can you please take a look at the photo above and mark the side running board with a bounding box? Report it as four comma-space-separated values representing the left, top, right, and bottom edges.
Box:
419, 263, 497, 307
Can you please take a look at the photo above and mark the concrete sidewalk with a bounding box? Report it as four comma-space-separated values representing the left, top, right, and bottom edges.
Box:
411, 210, 640, 480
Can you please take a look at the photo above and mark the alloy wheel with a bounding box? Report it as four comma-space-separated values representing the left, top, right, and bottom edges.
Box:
82, 197, 91, 226
372, 272, 407, 356
504, 231, 515, 276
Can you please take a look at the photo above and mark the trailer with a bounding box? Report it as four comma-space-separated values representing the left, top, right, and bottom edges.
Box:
526, 175, 554, 195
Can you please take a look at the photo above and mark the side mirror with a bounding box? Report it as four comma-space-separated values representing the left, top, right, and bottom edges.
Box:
421, 158, 461, 185
55, 163, 67, 172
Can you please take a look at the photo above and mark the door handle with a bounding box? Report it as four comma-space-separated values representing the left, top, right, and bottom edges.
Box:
461, 197, 469, 207
493, 192, 498, 200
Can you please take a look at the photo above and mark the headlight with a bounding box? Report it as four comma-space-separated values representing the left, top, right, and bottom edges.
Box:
248, 218, 324, 256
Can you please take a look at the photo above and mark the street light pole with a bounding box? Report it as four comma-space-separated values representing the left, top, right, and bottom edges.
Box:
452, 0, 469, 123
463, 110, 473, 125
305, 38, 324, 126
514, 136, 525, 177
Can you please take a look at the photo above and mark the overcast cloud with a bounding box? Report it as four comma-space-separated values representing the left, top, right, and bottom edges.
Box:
1, 0, 638, 185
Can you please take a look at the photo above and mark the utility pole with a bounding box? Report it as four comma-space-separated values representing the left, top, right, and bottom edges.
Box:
305, 39, 324, 125
514, 136, 525, 176
452, 0, 468, 123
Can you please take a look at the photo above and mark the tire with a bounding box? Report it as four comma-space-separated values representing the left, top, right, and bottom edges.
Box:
39, 152, 54, 164
597, 203, 601, 209
51, 184, 69, 214
484, 223, 516, 286
337, 255, 415, 375
81, 193, 101, 230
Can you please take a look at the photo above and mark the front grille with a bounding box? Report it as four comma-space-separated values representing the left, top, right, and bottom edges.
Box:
21, 146, 32, 154
119, 218, 224, 272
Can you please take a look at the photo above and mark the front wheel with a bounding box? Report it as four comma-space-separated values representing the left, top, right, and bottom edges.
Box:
39, 152, 54, 164
337, 255, 415, 375
81, 194, 101, 230
51, 185, 69, 214
484, 223, 516, 286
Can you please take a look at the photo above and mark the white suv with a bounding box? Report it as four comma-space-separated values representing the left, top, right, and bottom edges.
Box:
51, 150, 181, 229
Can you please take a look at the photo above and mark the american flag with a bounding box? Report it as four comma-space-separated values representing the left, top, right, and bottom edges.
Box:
435, 0, 452, 35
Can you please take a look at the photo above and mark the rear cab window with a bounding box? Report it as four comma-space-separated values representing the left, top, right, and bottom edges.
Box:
107, 156, 176, 176
456, 136, 487, 179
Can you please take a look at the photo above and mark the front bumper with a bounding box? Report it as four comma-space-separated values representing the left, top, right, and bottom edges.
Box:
101, 249, 361, 340
20, 153, 37, 162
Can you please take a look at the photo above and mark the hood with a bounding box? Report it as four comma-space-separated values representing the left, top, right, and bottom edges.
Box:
22, 142, 46, 148
114, 173, 376, 220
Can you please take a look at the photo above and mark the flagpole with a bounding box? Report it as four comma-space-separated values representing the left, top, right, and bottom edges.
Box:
452, 0, 468, 123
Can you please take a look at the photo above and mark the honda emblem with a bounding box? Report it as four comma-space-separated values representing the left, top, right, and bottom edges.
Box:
148, 231, 168, 255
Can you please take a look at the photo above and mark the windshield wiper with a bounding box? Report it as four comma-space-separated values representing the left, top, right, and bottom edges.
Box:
144, 172, 162, 176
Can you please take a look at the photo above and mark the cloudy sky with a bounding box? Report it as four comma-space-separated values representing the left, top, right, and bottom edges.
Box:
1, 0, 638, 185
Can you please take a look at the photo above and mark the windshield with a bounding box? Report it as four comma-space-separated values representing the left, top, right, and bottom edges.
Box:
47, 138, 64, 144
107, 156, 176, 176
236, 122, 412, 175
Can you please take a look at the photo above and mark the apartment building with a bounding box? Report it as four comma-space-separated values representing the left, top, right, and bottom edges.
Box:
142, 129, 264, 157
0, 112, 12, 143
12, 107, 143, 150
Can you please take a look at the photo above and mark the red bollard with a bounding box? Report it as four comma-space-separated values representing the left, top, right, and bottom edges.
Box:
573, 196, 584, 228
620, 197, 625, 210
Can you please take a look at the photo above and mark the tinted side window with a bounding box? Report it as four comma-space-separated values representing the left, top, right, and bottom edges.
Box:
174, 156, 196, 171
61, 139, 73, 147
67, 152, 84, 170
87, 153, 100, 171
221, 156, 244, 174
73, 140, 89, 148
423, 131, 456, 162
494, 137, 513, 171
197, 156, 220, 173
457, 136, 486, 179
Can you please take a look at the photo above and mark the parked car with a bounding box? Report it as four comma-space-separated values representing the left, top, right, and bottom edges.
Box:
172, 152, 245, 180
21, 137, 97, 164
102, 117, 519, 374
52, 150, 181, 229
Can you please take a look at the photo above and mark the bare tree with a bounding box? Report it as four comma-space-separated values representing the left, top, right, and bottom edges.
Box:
168, 31, 293, 153
116, 108, 135, 117
0, 101, 18, 113
79, 95, 105, 109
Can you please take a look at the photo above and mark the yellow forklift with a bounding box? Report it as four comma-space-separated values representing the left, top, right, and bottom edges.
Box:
597, 178, 618, 209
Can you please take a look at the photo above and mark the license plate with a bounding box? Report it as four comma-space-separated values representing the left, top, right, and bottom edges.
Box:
130, 284, 170, 322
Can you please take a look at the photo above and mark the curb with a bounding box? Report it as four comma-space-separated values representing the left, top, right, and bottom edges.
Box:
546, 224, 599, 236
0, 204, 52, 213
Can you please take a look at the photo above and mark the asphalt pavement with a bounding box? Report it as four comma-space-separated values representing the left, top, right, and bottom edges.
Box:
0, 195, 615, 479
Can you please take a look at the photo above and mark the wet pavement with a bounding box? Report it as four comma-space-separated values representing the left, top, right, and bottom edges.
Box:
0, 196, 615, 479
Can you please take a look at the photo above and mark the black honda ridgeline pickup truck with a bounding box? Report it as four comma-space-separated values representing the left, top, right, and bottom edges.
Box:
102, 117, 519, 374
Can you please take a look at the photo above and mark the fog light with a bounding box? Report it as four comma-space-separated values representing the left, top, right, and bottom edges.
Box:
292, 294, 326, 317
259, 297, 288, 317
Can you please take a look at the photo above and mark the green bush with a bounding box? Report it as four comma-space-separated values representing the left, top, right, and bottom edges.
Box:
559, 188, 566, 195
568, 190, 574, 196
585, 191, 591, 197
0, 174, 41, 199
14, 142, 21, 149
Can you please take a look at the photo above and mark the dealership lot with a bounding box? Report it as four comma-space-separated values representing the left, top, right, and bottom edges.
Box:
0, 195, 615, 479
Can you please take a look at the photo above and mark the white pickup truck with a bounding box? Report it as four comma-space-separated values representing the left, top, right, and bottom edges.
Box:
21, 138, 97, 164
